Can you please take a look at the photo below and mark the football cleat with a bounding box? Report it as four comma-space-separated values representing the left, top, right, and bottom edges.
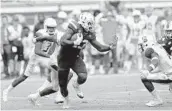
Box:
145, 99, 163, 107
28, 94, 40, 106
54, 91, 64, 104
62, 96, 70, 109
72, 80, 84, 99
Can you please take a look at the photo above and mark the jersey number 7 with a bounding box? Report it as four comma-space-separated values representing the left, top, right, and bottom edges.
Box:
42, 41, 52, 52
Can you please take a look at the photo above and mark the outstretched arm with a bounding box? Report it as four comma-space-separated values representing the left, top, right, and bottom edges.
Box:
89, 35, 117, 52
89, 39, 111, 52
35, 31, 58, 43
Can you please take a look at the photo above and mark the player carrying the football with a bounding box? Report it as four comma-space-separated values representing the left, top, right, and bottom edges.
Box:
138, 35, 172, 107
28, 12, 117, 108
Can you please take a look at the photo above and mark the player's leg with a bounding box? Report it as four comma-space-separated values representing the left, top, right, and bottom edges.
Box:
140, 72, 172, 106
28, 66, 58, 105
55, 70, 73, 104
3, 55, 35, 102
71, 57, 87, 99
15, 42, 25, 76
58, 67, 71, 108
2, 44, 10, 78
28, 68, 70, 107
5, 44, 14, 76
37, 71, 52, 92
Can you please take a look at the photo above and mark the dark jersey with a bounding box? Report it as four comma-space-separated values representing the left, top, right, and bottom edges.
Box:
58, 20, 96, 61
158, 37, 172, 55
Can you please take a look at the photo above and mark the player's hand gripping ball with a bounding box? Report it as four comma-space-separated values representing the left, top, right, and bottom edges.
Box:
72, 33, 83, 47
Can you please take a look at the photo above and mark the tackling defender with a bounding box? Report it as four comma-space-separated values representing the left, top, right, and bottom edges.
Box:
138, 34, 172, 107
158, 21, 172, 56
2, 18, 65, 102
28, 12, 117, 109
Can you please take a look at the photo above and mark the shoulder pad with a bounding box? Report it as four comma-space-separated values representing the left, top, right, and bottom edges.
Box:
145, 48, 154, 58
68, 20, 80, 33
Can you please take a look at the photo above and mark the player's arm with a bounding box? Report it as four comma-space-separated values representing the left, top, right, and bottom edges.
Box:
34, 31, 50, 58
145, 48, 159, 72
60, 28, 75, 46
89, 38, 115, 52
36, 36, 57, 43
34, 42, 50, 58
34, 32, 58, 44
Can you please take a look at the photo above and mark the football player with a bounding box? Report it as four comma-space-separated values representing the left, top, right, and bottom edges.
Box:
138, 35, 172, 107
158, 21, 172, 55
2, 18, 64, 102
28, 12, 117, 109
125, 10, 146, 71
143, 6, 158, 38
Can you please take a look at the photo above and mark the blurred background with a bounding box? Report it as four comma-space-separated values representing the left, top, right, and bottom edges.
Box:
1, 0, 172, 79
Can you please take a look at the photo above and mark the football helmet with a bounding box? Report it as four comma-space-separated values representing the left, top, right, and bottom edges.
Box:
44, 18, 57, 35
132, 10, 141, 23
78, 12, 95, 32
164, 21, 172, 39
138, 35, 155, 52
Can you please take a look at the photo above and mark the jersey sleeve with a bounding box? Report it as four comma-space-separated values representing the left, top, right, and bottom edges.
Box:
87, 32, 96, 41
68, 20, 80, 33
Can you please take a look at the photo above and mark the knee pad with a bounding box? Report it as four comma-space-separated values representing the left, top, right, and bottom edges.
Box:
77, 73, 87, 84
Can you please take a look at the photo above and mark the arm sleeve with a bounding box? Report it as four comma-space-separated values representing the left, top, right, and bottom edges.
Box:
68, 20, 79, 33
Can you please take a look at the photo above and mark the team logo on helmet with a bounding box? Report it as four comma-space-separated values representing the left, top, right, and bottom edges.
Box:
78, 12, 95, 32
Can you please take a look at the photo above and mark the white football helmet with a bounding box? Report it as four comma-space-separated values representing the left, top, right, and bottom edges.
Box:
138, 36, 155, 52
78, 12, 95, 32
44, 18, 57, 35
132, 10, 141, 23
164, 21, 172, 39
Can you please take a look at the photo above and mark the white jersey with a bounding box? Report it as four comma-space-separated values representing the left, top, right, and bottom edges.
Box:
22, 32, 34, 59
161, 20, 172, 30
24, 29, 60, 76
33, 29, 60, 57
152, 44, 172, 74
128, 19, 145, 41
144, 15, 158, 33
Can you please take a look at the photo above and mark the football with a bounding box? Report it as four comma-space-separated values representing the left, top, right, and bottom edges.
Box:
70, 33, 78, 41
